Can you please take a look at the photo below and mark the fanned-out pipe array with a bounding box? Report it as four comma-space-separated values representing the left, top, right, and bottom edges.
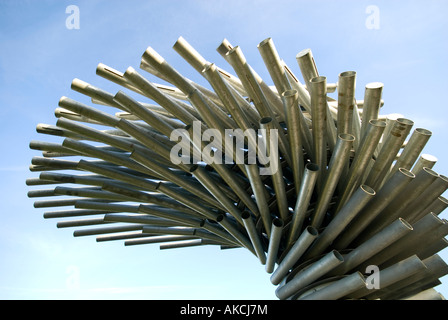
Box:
27, 36, 448, 300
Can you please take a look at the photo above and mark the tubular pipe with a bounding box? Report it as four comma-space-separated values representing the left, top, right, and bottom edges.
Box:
242, 211, 267, 265
265, 218, 284, 273
386, 128, 432, 181
275, 250, 344, 300
245, 163, 272, 236
360, 82, 383, 140
364, 118, 414, 190
282, 89, 304, 195
357, 167, 439, 242
299, 271, 366, 300
309, 76, 328, 187
287, 163, 319, 246
330, 218, 413, 276
336, 119, 386, 211
310, 133, 355, 229
333, 168, 415, 249
271, 226, 318, 285
257, 37, 291, 96
336, 71, 357, 136
304, 185, 375, 259
260, 117, 289, 221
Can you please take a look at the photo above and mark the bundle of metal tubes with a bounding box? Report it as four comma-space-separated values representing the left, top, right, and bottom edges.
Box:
27, 36, 448, 300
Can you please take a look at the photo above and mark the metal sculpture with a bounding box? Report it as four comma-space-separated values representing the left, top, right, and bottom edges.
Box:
27, 36, 448, 300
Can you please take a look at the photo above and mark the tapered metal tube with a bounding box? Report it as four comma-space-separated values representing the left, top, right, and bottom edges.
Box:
271, 226, 318, 285
265, 218, 284, 273
386, 128, 432, 181
257, 37, 291, 96
260, 117, 289, 221
336, 119, 386, 210
242, 211, 266, 265
310, 133, 355, 229
299, 271, 366, 300
330, 218, 413, 276
304, 185, 375, 259
337, 71, 357, 136
364, 118, 414, 190
333, 168, 415, 249
282, 89, 304, 195
275, 250, 344, 300
360, 82, 383, 140
245, 163, 272, 236
287, 163, 319, 246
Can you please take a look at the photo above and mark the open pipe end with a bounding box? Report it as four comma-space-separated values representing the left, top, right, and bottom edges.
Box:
398, 217, 414, 231
272, 218, 284, 228
339, 70, 357, 78
281, 89, 298, 98
257, 37, 273, 48
306, 226, 319, 237
398, 167, 416, 178
338, 133, 356, 142
296, 48, 312, 59
310, 76, 326, 84
259, 117, 273, 125
332, 250, 344, 262
360, 184, 376, 196
305, 162, 320, 172
366, 82, 384, 89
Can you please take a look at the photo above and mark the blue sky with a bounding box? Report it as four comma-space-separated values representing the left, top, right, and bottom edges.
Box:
1, 0, 448, 299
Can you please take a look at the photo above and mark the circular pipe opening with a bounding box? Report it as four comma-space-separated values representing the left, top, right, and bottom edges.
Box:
338, 133, 356, 142
339, 70, 356, 78
398, 168, 416, 178
272, 218, 284, 228
260, 117, 273, 125
281, 89, 298, 97
332, 250, 344, 262
310, 76, 326, 83
398, 218, 414, 231
305, 162, 319, 172
360, 184, 376, 196
306, 226, 318, 236
415, 128, 432, 136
